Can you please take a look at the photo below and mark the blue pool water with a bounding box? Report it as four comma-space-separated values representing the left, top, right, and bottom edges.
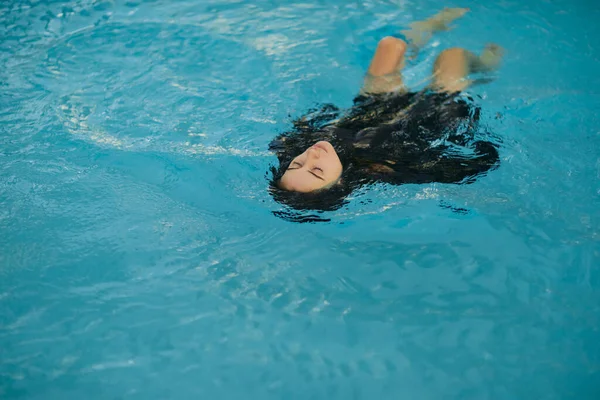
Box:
1, 0, 600, 398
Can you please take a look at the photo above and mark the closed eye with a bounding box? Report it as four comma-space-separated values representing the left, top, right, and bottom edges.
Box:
310, 167, 325, 180
308, 170, 325, 181
287, 161, 302, 170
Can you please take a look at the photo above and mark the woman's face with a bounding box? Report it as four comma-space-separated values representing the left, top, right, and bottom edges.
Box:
279, 141, 343, 192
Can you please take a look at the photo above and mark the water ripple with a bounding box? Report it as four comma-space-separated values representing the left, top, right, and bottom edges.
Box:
2, 0, 600, 399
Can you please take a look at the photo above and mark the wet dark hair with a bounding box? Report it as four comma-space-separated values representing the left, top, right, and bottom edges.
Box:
267, 93, 500, 222
266, 95, 429, 219
266, 104, 367, 221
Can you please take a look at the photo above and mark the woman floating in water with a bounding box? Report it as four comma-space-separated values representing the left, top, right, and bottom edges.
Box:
268, 8, 503, 218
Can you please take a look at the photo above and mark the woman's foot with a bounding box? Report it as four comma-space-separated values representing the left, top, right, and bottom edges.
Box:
401, 7, 470, 50
427, 7, 470, 31
474, 43, 504, 72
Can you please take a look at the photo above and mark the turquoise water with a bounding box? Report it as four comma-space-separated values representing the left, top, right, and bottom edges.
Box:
1, 0, 600, 398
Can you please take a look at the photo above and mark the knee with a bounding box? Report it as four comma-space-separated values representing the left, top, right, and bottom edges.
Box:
436, 47, 466, 60
434, 48, 467, 69
377, 36, 407, 53
369, 36, 408, 77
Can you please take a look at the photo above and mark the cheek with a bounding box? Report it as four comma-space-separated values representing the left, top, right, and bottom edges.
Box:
330, 154, 343, 173
279, 171, 297, 191
322, 157, 342, 179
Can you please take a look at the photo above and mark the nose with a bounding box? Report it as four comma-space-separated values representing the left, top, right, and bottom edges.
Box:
307, 147, 321, 159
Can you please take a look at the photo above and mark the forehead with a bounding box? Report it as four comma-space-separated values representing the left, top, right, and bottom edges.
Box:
280, 169, 326, 193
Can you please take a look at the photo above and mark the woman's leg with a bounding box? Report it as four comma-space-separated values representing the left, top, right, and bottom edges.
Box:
361, 36, 407, 94
432, 44, 503, 92
361, 7, 470, 95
